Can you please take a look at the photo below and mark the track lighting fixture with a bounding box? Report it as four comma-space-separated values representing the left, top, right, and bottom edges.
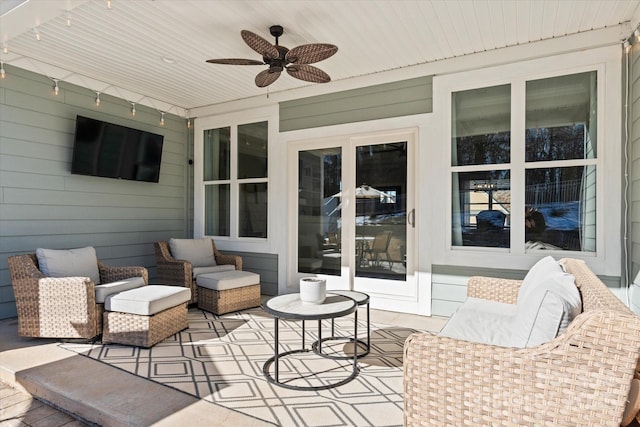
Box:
95, 91, 101, 106
107, 0, 112, 10
66, 16, 72, 27
160, 112, 165, 126
187, 118, 191, 128
131, 102, 136, 116
0, 62, 5, 79
34, 28, 40, 41
52, 78, 59, 95
2, 46, 7, 54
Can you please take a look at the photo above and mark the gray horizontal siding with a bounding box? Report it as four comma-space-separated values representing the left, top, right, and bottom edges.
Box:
280, 76, 433, 132
0, 65, 191, 319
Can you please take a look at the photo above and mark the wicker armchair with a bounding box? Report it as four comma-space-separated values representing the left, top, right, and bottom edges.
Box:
154, 240, 242, 304
403, 258, 640, 427
8, 253, 148, 340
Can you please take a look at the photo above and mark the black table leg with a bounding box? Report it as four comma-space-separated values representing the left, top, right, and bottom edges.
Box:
274, 318, 279, 382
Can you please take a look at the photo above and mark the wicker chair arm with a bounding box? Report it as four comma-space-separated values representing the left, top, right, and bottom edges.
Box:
98, 261, 148, 284
467, 276, 521, 304
154, 241, 192, 286
404, 310, 640, 426
216, 254, 243, 270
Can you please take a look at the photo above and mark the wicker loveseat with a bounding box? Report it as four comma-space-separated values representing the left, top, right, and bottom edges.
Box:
8, 251, 148, 340
403, 258, 640, 426
154, 239, 242, 304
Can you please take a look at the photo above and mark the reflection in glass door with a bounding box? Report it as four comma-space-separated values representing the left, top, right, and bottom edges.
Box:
297, 147, 342, 276
297, 140, 410, 276
354, 142, 407, 281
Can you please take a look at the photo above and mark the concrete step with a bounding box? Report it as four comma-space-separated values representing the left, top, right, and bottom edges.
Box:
0, 318, 270, 427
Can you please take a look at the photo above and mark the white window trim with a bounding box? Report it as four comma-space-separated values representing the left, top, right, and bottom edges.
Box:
194, 106, 278, 253
431, 45, 622, 276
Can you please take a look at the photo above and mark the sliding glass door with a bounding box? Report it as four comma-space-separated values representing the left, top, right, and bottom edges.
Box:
292, 130, 417, 309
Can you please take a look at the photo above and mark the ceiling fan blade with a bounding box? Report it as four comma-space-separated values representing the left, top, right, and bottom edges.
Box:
206, 58, 264, 65
285, 44, 338, 64
255, 69, 281, 87
241, 30, 279, 60
286, 64, 331, 83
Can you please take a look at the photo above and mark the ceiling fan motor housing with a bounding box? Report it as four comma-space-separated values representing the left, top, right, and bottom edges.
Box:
264, 45, 289, 73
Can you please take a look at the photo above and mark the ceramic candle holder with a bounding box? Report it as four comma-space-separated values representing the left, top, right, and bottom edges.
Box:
299, 277, 327, 304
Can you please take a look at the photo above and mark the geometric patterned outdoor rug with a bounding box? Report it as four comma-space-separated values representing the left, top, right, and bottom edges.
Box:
61, 307, 422, 427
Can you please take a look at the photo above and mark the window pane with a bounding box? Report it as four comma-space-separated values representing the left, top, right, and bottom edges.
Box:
203, 127, 230, 181
526, 71, 597, 162
452, 171, 511, 248
525, 166, 595, 252
298, 148, 342, 275
452, 84, 511, 166
239, 183, 267, 238
238, 121, 268, 179
205, 184, 230, 236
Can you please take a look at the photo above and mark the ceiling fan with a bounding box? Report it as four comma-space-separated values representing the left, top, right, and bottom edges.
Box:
206, 25, 338, 88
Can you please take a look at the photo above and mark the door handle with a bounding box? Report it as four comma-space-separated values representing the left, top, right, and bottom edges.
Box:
408, 208, 415, 228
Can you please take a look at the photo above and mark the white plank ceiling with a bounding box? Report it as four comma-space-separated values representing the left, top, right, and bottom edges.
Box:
1, 0, 639, 116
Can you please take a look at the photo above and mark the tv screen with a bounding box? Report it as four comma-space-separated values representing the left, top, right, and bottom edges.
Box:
71, 115, 164, 183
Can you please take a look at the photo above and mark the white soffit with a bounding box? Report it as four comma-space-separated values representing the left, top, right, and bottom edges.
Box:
1, 0, 639, 117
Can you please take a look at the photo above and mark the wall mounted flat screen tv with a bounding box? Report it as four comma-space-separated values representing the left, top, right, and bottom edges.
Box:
71, 115, 164, 183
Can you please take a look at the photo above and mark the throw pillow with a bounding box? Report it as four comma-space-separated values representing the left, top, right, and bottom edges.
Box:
36, 246, 101, 284
169, 238, 216, 267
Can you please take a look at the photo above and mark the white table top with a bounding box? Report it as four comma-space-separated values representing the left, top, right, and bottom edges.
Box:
327, 290, 370, 305
263, 293, 356, 320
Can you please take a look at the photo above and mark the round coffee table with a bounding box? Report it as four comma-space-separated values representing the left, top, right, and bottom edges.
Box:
311, 290, 370, 359
262, 293, 359, 391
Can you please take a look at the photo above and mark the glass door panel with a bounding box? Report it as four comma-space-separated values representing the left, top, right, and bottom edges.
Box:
355, 142, 407, 281
297, 147, 342, 275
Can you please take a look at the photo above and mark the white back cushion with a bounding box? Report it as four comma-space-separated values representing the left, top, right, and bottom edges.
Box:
169, 238, 216, 267
36, 246, 101, 284
510, 271, 582, 348
517, 256, 564, 305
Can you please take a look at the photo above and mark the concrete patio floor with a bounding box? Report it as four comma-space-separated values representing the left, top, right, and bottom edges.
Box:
0, 307, 447, 426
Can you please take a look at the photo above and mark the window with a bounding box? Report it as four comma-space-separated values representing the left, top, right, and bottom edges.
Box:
203, 121, 268, 239
451, 71, 597, 252
451, 84, 512, 248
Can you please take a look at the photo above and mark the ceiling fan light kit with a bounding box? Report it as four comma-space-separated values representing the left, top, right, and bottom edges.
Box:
207, 25, 337, 87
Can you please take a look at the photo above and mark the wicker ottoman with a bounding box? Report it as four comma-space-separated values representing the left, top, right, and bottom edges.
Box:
102, 285, 191, 347
196, 270, 261, 315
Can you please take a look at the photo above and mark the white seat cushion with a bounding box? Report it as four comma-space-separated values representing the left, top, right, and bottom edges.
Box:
105, 285, 191, 316
197, 271, 260, 291
36, 246, 101, 284
95, 277, 146, 303
192, 264, 235, 278
438, 297, 517, 347
169, 238, 216, 267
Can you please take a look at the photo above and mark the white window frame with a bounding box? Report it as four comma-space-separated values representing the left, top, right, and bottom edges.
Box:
194, 106, 277, 253
431, 46, 622, 276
